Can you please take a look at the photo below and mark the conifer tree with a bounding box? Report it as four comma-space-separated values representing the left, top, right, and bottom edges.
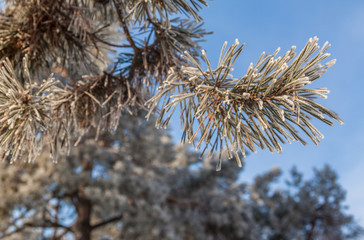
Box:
0, 0, 342, 167
0, 2, 360, 240
0, 113, 361, 239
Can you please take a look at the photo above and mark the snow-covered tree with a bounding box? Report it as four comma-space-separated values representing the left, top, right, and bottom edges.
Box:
0, 0, 343, 166
249, 166, 364, 240
0, 113, 361, 240
0, 1, 358, 239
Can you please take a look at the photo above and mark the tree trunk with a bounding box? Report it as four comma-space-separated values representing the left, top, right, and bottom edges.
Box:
306, 218, 317, 240
73, 184, 93, 240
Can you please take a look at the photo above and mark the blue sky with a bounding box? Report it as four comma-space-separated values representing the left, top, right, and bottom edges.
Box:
172, 0, 364, 224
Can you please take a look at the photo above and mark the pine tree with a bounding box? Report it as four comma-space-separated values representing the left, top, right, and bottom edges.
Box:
0, 0, 343, 167
0, 113, 361, 239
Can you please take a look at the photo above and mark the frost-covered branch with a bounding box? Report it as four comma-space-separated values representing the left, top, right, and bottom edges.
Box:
147, 37, 343, 169
0, 1, 343, 167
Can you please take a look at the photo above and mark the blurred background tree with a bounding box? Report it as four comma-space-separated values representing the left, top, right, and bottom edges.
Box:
0, 113, 362, 239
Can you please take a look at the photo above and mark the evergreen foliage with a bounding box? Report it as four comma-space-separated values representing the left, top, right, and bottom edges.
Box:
0, 1, 359, 239
0, 114, 361, 239
0, 0, 342, 166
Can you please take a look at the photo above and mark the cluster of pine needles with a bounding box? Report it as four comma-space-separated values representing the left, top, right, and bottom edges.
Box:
147, 37, 343, 170
0, 0, 343, 169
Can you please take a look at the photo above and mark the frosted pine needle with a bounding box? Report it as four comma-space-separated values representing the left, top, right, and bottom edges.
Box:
0, 58, 57, 163
146, 37, 343, 170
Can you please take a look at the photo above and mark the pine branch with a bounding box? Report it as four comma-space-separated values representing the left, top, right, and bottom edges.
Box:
114, 0, 210, 84
0, 0, 113, 75
0, 57, 57, 162
0, 1, 343, 169
0, 219, 72, 239
113, 0, 139, 52
0, 56, 144, 163
23, 221, 72, 233
91, 214, 123, 230
49, 70, 144, 162
124, 0, 208, 22
146, 37, 343, 170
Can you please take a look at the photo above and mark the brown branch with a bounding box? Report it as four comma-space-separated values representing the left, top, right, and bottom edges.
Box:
306, 217, 317, 240
112, 0, 139, 52
0, 225, 24, 239
145, 8, 159, 29
91, 214, 123, 230
0, 213, 28, 239
24, 220, 73, 232
305, 204, 325, 240
92, 33, 131, 48
52, 200, 61, 239
0, 220, 73, 240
